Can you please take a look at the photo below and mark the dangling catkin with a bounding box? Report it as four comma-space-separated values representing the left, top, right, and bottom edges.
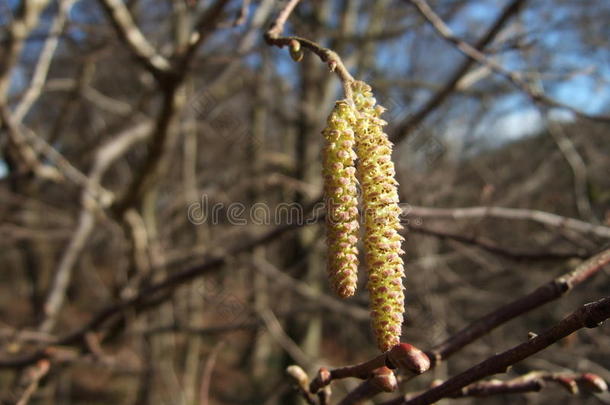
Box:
352, 81, 406, 352
322, 100, 360, 298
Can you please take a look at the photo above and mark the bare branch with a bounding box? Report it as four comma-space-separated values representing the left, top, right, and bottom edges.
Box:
386, 297, 610, 405
407, 205, 610, 239
407, 0, 610, 123
391, 0, 527, 144
199, 342, 224, 405
13, 0, 76, 123
0, 0, 52, 100
545, 117, 596, 222
427, 248, 610, 363
0, 200, 324, 368
264, 0, 355, 98
97, 0, 171, 77
407, 222, 589, 260
14, 360, 50, 405
38, 122, 152, 332
310, 344, 430, 394
177, 0, 231, 74
403, 371, 608, 400
337, 367, 397, 405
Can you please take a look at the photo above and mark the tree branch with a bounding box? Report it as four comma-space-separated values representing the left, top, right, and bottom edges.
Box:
263, 0, 355, 98
407, 205, 610, 239
407, 0, 610, 123
391, 0, 527, 143
403, 371, 608, 400
309, 344, 430, 393
175, 0, 231, 75
407, 222, 590, 260
427, 248, 610, 363
97, 0, 171, 78
386, 296, 610, 405
337, 367, 397, 405
0, 200, 323, 368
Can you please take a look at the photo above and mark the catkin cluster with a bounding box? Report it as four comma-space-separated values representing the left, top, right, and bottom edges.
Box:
322, 81, 406, 352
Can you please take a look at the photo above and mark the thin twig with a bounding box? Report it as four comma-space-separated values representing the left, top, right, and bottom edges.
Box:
310, 344, 429, 393
407, 0, 610, 123
337, 367, 397, 405
385, 296, 610, 405
403, 371, 607, 400
407, 222, 589, 260
264, 0, 355, 98
259, 308, 312, 369
545, 117, 596, 222
428, 248, 610, 363
199, 341, 224, 405
97, 0, 170, 77
391, 0, 527, 144
407, 205, 610, 239
15, 360, 50, 405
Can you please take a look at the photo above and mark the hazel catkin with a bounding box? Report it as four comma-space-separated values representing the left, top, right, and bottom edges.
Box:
322, 100, 360, 298
352, 81, 406, 352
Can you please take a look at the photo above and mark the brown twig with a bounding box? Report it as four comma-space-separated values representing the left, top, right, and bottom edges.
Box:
384, 296, 610, 405
407, 205, 610, 239
310, 344, 430, 393
407, 223, 590, 260
442, 377, 544, 398
407, 0, 610, 123
286, 365, 317, 405
403, 371, 607, 400
337, 367, 397, 405
176, 0, 231, 75
232, 0, 251, 27
263, 0, 355, 98
199, 341, 224, 405
0, 200, 323, 368
14, 360, 51, 405
96, 0, 171, 78
427, 248, 610, 364
391, 0, 527, 143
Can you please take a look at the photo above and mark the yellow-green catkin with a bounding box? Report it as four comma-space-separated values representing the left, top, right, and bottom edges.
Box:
352, 81, 406, 352
322, 100, 360, 298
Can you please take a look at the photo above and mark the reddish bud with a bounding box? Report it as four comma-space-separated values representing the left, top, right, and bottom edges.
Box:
579, 373, 608, 393
387, 343, 430, 374
309, 367, 332, 393
370, 366, 398, 392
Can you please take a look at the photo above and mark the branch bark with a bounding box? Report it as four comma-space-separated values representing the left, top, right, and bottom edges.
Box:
386, 297, 610, 405
97, 0, 171, 77
427, 248, 610, 363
